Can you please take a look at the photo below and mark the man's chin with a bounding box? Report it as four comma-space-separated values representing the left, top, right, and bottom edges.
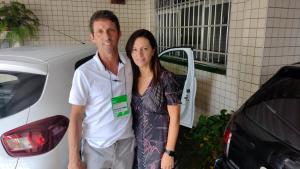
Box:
101, 47, 118, 53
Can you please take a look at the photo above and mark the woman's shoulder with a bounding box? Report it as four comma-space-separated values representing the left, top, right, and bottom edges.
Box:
160, 68, 175, 79
160, 69, 177, 84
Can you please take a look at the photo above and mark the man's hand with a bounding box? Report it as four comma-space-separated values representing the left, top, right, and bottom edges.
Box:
68, 159, 86, 169
161, 153, 174, 169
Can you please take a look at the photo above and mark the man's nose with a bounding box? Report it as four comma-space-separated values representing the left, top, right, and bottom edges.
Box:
103, 31, 110, 39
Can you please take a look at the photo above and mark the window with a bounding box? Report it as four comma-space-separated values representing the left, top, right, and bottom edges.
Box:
156, 0, 231, 71
244, 77, 300, 151
0, 71, 46, 119
75, 55, 94, 70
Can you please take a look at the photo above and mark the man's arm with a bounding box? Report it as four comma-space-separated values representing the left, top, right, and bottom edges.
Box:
68, 104, 86, 169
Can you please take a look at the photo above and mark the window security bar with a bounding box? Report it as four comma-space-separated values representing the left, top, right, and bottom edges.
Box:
156, 0, 231, 68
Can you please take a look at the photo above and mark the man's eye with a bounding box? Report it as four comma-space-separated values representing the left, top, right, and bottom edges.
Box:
108, 29, 116, 33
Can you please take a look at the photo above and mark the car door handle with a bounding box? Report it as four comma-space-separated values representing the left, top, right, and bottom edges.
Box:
184, 89, 190, 101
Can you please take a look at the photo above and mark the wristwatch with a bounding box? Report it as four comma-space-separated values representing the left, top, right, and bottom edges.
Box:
164, 148, 176, 157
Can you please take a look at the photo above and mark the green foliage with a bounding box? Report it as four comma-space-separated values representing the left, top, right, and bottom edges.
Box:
0, 1, 39, 44
191, 109, 231, 169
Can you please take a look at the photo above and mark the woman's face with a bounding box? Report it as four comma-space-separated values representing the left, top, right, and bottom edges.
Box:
131, 37, 155, 69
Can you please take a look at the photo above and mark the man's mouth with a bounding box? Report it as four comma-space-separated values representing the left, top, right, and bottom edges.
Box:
103, 40, 112, 45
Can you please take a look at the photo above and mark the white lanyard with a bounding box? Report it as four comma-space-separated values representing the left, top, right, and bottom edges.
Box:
107, 67, 127, 98
106, 65, 129, 118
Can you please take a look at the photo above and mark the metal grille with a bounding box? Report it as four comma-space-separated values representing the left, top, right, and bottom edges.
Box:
156, 0, 231, 68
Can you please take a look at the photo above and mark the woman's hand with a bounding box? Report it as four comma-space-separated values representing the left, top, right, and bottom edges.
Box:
161, 153, 174, 169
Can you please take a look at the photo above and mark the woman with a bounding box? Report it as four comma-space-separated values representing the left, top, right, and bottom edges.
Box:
126, 29, 181, 169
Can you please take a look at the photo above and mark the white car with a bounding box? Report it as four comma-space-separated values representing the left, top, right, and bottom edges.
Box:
0, 45, 196, 169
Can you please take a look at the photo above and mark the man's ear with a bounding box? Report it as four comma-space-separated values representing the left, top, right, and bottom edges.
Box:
118, 31, 122, 39
90, 33, 94, 42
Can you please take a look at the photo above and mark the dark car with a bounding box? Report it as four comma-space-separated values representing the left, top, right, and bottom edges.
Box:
215, 63, 300, 169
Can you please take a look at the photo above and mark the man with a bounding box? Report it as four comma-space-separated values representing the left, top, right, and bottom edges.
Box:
68, 10, 134, 169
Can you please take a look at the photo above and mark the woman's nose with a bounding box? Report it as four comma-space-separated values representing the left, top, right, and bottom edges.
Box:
137, 49, 143, 55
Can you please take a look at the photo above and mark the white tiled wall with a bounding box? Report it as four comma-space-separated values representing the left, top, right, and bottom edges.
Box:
194, 0, 298, 116
159, 0, 270, 119
154, 0, 300, 121
194, 0, 300, 117
2, 0, 149, 52
262, 0, 300, 83
230, 0, 269, 107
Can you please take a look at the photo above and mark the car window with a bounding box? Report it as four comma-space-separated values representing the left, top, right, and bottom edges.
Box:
247, 75, 300, 107
0, 71, 46, 119
159, 48, 196, 128
244, 77, 300, 151
75, 55, 94, 70
0, 74, 18, 83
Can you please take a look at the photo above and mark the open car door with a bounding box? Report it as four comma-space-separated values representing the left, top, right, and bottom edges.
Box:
159, 48, 196, 128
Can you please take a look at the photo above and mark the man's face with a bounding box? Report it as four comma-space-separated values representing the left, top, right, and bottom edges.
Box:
90, 19, 121, 53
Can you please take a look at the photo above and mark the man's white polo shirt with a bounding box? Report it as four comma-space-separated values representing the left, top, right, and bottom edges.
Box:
69, 52, 134, 148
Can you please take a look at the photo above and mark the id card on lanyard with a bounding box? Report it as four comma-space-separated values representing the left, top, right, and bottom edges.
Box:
111, 94, 129, 118
108, 65, 129, 119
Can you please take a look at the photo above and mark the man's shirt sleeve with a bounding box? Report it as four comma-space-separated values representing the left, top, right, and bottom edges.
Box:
69, 69, 90, 106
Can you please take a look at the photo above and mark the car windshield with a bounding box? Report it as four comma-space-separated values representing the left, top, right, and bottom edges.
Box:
244, 77, 300, 151
0, 71, 46, 119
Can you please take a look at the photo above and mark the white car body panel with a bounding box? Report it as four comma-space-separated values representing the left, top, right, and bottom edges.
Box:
26, 45, 96, 123
0, 60, 47, 75
0, 45, 96, 169
159, 48, 196, 128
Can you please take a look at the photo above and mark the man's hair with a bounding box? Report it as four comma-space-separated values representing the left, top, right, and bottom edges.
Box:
89, 10, 120, 33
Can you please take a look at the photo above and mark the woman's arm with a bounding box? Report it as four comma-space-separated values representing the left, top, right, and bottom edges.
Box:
165, 104, 180, 151
161, 104, 180, 169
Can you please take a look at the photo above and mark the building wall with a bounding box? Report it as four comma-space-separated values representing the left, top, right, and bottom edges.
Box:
230, 0, 269, 107
151, 0, 300, 122
158, 0, 269, 118
194, 0, 300, 118
2, 0, 149, 52
262, 0, 300, 83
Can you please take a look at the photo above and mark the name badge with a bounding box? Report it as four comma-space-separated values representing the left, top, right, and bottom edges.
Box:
111, 95, 129, 118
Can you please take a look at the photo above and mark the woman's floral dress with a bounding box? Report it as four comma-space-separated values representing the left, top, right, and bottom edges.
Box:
132, 70, 181, 169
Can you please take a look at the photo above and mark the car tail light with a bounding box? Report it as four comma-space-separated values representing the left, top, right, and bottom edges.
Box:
224, 127, 232, 144
223, 127, 232, 157
1, 115, 69, 157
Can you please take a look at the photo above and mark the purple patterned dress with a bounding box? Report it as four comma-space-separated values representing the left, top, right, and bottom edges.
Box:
132, 70, 181, 169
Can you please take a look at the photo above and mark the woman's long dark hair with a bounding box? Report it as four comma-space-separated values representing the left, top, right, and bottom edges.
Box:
126, 29, 163, 92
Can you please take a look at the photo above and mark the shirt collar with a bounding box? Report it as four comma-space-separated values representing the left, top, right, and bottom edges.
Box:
93, 52, 126, 71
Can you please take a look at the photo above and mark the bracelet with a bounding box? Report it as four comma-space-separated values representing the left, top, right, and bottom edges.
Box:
164, 148, 176, 157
